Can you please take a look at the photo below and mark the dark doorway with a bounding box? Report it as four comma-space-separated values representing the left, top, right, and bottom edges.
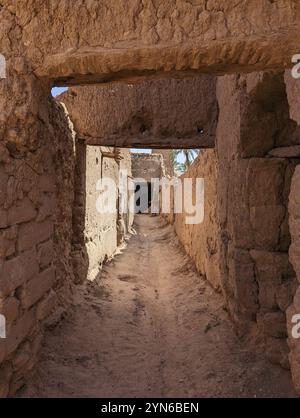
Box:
134, 181, 152, 214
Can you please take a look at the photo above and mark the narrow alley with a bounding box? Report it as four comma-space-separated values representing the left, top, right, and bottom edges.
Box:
20, 216, 296, 398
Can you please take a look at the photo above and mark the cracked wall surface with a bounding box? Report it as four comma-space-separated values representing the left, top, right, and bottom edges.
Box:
132, 153, 163, 182
0, 97, 75, 396
285, 70, 300, 393
58, 78, 217, 149
16, 1, 300, 83
1, 0, 300, 397
2, 1, 300, 87
165, 71, 300, 383
84, 146, 133, 280
169, 149, 222, 291
217, 72, 300, 373
62, 119, 133, 285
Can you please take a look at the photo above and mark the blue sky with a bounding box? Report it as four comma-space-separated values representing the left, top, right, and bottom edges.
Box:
131, 148, 152, 154
51, 86, 69, 97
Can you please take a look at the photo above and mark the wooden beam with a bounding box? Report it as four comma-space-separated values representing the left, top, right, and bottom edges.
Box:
80, 134, 215, 149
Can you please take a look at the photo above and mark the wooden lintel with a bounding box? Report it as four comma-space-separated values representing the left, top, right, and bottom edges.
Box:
80, 135, 215, 149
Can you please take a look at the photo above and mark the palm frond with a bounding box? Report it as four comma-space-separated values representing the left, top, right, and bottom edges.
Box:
172, 149, 200, 173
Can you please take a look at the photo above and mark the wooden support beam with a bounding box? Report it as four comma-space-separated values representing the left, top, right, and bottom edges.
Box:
80, 134, 215, 149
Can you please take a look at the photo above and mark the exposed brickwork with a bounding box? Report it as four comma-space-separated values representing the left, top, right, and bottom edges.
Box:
165, 72, 300, 378
165, 150, 221, 291
215, 73, 299, 371
0, 91, 76, 395
1, 1, 300, 396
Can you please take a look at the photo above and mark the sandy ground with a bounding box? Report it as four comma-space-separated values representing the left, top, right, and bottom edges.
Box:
21, 215, 297, 398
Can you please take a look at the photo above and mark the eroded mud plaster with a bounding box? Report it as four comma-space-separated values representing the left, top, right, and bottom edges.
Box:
58, 78, 217, 149
1, 0, 300, 397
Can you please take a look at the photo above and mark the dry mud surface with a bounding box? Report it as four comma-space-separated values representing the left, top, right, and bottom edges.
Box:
21, 216, 296, 398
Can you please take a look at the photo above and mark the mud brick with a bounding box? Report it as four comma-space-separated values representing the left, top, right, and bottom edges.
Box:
0, 297, 19, 325
8, 197, 37, 225
0, 363, 12, 398
4, 309, 35, 357
36, 289, 57, 321
19, 267, 56, 309
0, 209, 8, 228
0, 248, 39, 297
37, 240, 54, 269
18, 220, 53, 252
38, 174, 56, 193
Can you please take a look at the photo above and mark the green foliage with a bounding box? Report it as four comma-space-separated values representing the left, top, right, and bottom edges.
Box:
172, 149, 200, 174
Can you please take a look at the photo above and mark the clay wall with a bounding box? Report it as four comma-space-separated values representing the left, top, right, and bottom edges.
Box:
172, 150, 221, 291
217, 72, 299, 371
284, 71, 300, 392
85, 146, 133, 280
164, 72, 300, 378
0, 99, 75, 396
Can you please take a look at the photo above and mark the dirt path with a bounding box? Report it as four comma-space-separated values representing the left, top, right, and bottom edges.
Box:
21, 215, 296, 397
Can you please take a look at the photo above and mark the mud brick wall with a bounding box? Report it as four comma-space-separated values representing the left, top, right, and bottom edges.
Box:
69, 139, 133, 284
85, 146, 118, 280
159, 150, 174, 178
171, 150, 222, 291
0, 90, 133, 395
2, 0, 300, 398
117, 150, 134, 244
0, 143, 56, 396
58, 78, 217, 149
0, 10, 77, 391
0, 97, 76, 396
84, 146, 133, 280
131, 153, 162, 182
10, 1, 299, 81
285, 70, 300, 392
164, 72, 300, 376
217, 72, 299, 371
50, 103, 76, 303
59, 87, 134, 284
